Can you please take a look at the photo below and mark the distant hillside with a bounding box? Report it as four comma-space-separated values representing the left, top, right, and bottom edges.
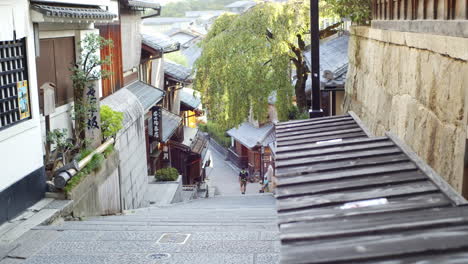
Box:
161, 0, 238, 17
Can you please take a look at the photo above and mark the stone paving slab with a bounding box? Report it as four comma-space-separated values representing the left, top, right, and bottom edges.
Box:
7, 230, 61, 259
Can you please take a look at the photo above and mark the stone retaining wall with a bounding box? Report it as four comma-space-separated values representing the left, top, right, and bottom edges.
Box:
344, 26, 468, 193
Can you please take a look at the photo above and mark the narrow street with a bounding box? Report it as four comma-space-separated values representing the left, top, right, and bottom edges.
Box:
206, 143, 263, 196
1, 144, 280, 264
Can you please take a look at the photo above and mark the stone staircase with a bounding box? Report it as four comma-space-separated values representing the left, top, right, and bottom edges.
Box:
6, 194, 280, 264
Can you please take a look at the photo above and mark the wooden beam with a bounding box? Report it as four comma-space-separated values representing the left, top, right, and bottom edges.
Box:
404, 0, 409, 19
386, 132, 467, 206
423, 0, 427, 18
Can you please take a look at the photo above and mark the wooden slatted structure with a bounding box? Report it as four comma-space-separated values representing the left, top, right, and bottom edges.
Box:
275, 113, 468, 264
373, 0, 467, 20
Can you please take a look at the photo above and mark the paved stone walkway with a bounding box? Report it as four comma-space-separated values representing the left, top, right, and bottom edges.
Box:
1, 195, 279, 264
206, 144, 261, 196
0, 146, 280, 264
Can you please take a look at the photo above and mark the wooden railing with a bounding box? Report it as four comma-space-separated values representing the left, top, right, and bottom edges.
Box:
373, 0, 468, 20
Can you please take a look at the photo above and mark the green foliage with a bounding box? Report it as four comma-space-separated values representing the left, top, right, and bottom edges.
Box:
198, 122, 231, 148
286, 105, 309, 121
100, 105, 124, 140
76, 148, 93, 161
103, 144, 115, 158
320, 0, 372, 24
194, 1, 311, 130
165, 52, 189, 67
161, 0, 238, 17
63, 153, 105, 193
45, 129, 74, 174
155, 168, 179, 181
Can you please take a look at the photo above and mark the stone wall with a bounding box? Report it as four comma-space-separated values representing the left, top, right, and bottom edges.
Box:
68, 152, 120, 217
101, 88, 149, 210
344, 26, 468, 193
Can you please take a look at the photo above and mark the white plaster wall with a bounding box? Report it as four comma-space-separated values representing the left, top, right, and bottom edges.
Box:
0, 0, 44, 191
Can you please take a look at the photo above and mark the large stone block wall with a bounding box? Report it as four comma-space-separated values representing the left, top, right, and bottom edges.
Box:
101, 88, 149, 210
344, 26, 468, 193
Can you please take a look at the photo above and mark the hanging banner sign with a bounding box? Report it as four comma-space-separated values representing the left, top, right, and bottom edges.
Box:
150, 106, 162, 142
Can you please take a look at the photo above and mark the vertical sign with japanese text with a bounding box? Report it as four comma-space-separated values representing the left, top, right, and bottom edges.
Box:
151, 106, 162, 142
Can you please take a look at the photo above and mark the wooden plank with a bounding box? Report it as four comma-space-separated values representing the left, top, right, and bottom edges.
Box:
275, 114, 350, 127
276, 132, 368, 148
276, 123, 360, 138
386, 132, 466, 205
275, 137, 389, 154
276, 128, 364, 144
276, 123, 360, 139
404, 0, 408, 19
280, 225, 468, 264
277, 162, 417, 184
276, 118, 357, 132
277, 193, 451, 224
280, 206, 468, 242
275, 147, 403, 169
348, 111, 373, 137
369, 251, 468, 264
276, 153, 410, 177
277, 181, 438, 212
275, 140, 395, 161
276, 170, 425, 198
275, 116, 353, 130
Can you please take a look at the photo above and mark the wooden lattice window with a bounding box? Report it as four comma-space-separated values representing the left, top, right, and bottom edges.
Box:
0, 38, 30, 131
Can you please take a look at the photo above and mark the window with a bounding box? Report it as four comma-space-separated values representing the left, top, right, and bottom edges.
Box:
36, 37, 75, 112
0, 38, 30, 130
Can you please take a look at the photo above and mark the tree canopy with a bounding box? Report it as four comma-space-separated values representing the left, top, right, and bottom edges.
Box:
194, 1, 311, 130
321, 0, 372, 24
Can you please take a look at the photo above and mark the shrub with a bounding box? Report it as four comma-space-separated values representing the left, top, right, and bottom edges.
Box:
100, 105, 124, 140
155, 167, 179, 181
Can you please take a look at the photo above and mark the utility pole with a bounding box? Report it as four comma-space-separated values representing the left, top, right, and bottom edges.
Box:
309, 0, 324, 118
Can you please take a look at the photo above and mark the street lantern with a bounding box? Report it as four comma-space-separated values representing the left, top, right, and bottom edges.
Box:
309, 0, 324, 118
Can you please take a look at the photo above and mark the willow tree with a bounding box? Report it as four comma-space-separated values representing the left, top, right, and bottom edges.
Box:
194, 1, 310, 129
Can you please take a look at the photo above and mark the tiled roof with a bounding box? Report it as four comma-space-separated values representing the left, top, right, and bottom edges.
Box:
161, 108, 182, 142
125, 81, 164, 112
143, 17, 193, 25
275, 113, 468, 264
303, 33, 349, 91
142, 33, 180, 54
164, 60, 193, 83
181, 44, 202, 69
31, 4, 117, 20
127, 0, 161, 9
227, 122, 274, 149
179, 88, 201, 110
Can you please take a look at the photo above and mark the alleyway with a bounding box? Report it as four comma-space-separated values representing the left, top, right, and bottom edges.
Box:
1, 144, 279, 264
206, 143, 261, 196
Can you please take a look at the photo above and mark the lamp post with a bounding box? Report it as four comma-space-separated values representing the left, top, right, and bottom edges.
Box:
309, 0, 324, 118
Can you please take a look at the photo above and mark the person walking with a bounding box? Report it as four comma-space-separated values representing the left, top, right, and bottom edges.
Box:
239, 167, 249, 194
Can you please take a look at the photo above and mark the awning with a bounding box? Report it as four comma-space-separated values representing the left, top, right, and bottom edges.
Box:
161, 108, 181, 143
182, 127, 207, 155
164, 60, 192, 83
31, 4, 117, 22
227, 122, 274, 149
125, 81, 164, 112
179, 88, 201, 110
142, 33, 180, 54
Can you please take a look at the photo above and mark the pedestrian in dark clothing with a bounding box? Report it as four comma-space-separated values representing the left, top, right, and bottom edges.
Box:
239, 168, 248, 194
